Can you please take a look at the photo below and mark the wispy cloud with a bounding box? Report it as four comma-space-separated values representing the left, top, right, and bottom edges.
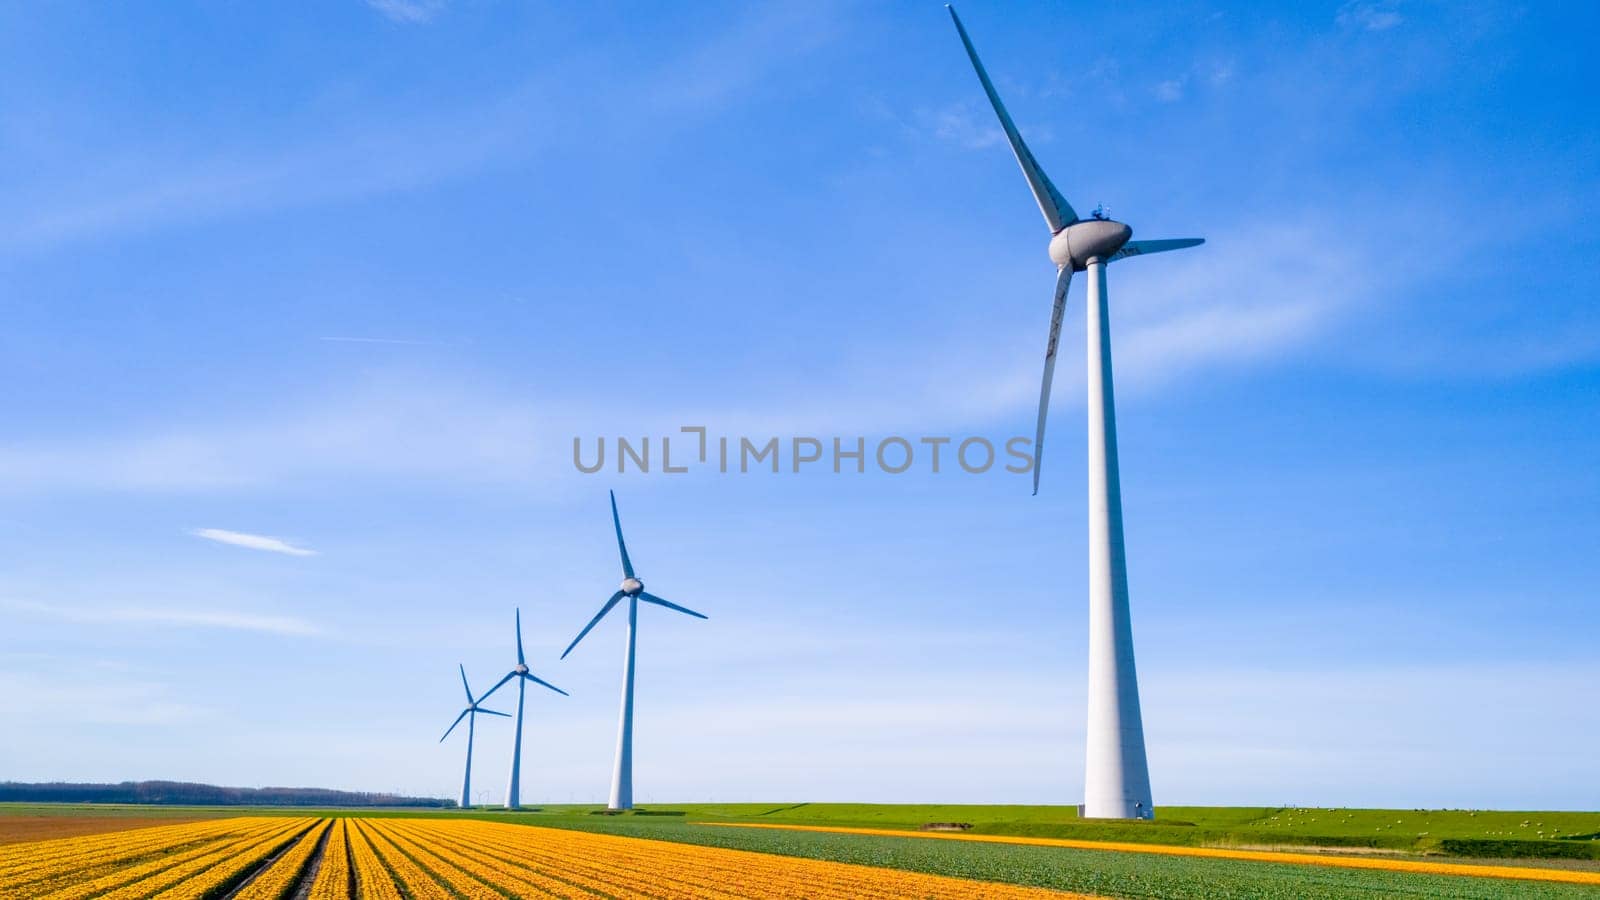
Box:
0, 378, 566, 494
1153, 78, 1187, 103
317, 336, 436, 346
0, 214, 1434, 497
884, 96, 1054, 154
2, 6, 842, 256
637, 3, 840, 117
192, 528, 318, 557
1111, 222, 1366, 385
0, 203, 1481, 498
0, 668, 206, 726
926, 103, 1006, 150
791, 200, 1485, 439
1146, 662, 1600, 807
3, 599, 324, 637
749, 214, 1426, 436
2, 113, 527, 253
364, 0, 446, 25
1338, 1, 1404, 32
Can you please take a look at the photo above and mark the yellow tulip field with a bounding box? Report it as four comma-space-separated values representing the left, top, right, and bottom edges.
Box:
0, 816, 1088, 899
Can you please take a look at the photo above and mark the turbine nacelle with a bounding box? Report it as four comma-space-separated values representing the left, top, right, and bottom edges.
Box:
620, 577, 644, 595
1049, 219, 1132, 271
514, 663, 529, 674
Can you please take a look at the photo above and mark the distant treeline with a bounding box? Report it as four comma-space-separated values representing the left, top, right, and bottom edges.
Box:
0, 781, 453, 808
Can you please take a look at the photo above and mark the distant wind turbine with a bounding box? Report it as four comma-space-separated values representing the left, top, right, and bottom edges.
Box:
561, 491, 707, 811
439, 664, 510, 810
948, 6, 1205, 820
479, 609, 568, 810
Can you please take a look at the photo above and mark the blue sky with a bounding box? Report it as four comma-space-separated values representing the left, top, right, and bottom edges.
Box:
2, 0, 1597, 810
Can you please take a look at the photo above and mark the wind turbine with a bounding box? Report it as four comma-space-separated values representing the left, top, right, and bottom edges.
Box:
947, 6, 1204, 820
561, 491, 707, 811
479, 609, 568, 810
439, 664, 510, 810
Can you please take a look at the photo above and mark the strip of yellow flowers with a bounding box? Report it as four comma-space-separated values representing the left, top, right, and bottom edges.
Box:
306, 820, 352, 900
361, 820, 499, 900
375, 819, 609, 898
5, 818, 291, 900
0, 818, 239, 864
92, 818, 314, 900
697, 822, 1600, 887
344, 819, 404, 900
0, 817, 245, 886
234, 818, 333, 900
385, 819, 1092, 899
380, 818, 700, 898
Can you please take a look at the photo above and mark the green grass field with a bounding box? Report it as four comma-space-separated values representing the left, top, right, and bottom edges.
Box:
7, 802, 1599, 898
528, 803, 1600, 857
8, 801, 1598, 856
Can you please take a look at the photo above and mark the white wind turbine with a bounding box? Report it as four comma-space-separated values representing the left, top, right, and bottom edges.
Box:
948, 6, 1204, 819
561, 491, 707, 811
439, 664, 509, 810
479, 609, 568, 810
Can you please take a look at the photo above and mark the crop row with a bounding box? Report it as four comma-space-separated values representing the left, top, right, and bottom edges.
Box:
96, 818, 313, 900
354, 818, 1084, 899
0, 818, 306, 899
234, 818, 333, 900
0, 817, 248, 883
306, 819, 353, 900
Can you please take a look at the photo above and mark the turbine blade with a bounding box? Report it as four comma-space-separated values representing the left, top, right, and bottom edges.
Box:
514, 607, 525, 666
610, 490, 635, 579
477, 670, 516, 703
440, 708, 469, 743
561, 590, 626, 659
521, 671, 570, 697
1032, 266, 1073, 496
639, 592, 708, 620
459, 663, 473, 704
1110, 238, 1205, 262
475, 708, 512, 718
947, 5, 1076, 231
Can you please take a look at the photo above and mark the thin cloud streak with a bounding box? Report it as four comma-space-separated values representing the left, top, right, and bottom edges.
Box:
636, 3, 840, 117
365, 0, 446, 25
3, 599, 324, 637
927, 103, 1006, 149
1338, 1, 1404, 32
1, 102, 535, 253
1, 5, 844, 256
724, 213, 1430, 439
318, 336, 436, 346
0, 380, 563, 494
0, 670, 206, 726
0, 215, 1414, 497
193, 528, 318, 557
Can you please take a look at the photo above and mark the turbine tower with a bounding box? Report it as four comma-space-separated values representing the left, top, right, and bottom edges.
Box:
439, 664, 509, 810
561, 491, 707, 811
479, 609, 568, 810
948, 6, 1204, 820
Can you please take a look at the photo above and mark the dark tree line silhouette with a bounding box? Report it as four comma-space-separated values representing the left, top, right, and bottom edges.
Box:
0, 780, 453, 807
